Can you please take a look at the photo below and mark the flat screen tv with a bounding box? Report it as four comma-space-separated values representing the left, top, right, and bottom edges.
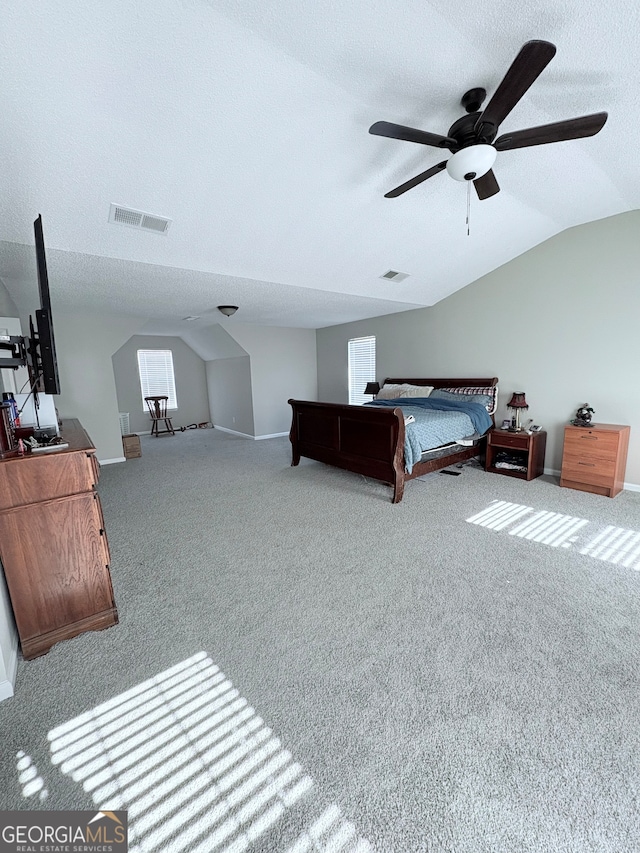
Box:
0, 215, 61, 396
29, 215, 61, 395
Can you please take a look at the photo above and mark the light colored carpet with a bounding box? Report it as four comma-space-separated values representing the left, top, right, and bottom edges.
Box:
1, 428, 639, 852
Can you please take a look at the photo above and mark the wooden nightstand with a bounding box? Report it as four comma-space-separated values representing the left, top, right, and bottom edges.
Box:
485, 429, 547, 481
560, 423, 630, 498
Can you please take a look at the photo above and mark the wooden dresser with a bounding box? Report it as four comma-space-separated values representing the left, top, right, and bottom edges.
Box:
0, 419, 118, 659
560, 423, 630, 498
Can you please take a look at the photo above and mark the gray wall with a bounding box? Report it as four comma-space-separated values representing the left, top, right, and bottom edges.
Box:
0, 280, 18, 317
229, 324, 317, 436
317, 211, 640, 487
113, 335, 209, 434
206, 356, 254, 435
52, 310, 144, 461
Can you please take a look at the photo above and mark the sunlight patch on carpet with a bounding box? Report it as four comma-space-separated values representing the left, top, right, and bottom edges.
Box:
47, 651, 370, 853
467, 500, 640, 570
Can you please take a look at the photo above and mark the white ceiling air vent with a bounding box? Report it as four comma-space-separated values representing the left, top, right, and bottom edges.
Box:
380, 270, 409, 283
109, 204, 172, 235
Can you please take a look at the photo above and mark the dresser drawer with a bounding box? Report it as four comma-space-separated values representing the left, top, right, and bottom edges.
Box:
563, 429, 619, 454
0, 450, 96, 511
561, 454, 616, 486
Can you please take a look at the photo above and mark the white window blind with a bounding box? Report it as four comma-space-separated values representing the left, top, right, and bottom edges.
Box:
137, 349, 178, 411
348, 336, 376, 405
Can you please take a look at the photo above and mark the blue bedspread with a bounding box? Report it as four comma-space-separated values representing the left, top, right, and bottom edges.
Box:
365, 397, 492, 474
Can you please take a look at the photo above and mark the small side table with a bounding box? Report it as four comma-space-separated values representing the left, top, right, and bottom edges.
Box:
485, 429, 547, 481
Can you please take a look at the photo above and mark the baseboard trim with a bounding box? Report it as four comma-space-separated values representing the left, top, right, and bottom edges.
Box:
213, 425, 289, 440
0, 679, 15, 702
213, 425, 254, 439
100, 456, 126, 465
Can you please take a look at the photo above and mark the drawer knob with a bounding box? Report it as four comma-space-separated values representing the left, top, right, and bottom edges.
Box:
578, 462, 596, 467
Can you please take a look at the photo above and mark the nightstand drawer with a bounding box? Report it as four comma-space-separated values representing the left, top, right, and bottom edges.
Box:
563, 430, 619, 454
489, 432, 530, 450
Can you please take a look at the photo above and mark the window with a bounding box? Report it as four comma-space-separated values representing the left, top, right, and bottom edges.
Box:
137, 349, 178, 411
348, 336, 376, 405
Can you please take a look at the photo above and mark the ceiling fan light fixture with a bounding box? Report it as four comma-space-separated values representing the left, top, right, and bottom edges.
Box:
217, 305, 238, 317
445, 144, 497, 182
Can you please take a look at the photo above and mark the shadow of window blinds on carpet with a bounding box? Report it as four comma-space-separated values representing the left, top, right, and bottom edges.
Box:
467, 500, 640, 569
46, 651, 371, 853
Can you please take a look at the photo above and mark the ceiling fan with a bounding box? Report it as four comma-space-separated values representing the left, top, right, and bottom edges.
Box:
369, 40, 607, 200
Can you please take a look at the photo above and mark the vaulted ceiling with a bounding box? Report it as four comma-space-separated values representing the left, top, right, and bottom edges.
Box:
0, 0, 636, 331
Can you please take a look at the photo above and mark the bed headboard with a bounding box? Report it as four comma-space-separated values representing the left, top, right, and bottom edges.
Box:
382, 377, 499, 417
383, 377, 498, 389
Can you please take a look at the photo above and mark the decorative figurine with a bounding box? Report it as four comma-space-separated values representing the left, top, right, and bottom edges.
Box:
572, 404, 594, 427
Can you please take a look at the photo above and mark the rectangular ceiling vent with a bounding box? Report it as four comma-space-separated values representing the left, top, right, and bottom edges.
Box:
380, 269, 409, 283
109, 204, 172, 235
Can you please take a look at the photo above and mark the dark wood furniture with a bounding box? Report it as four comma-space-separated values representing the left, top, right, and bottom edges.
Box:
145, 395, 175, 437
0, 419, 118, 659
289, 377, 498, 503
560, 423, 630, 498
485, 429, 547, 481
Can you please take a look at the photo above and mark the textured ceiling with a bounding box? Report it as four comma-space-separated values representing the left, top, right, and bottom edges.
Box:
0, 0, 636, 331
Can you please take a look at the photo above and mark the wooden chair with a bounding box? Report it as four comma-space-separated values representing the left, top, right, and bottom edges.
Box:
145, 396, 175, 437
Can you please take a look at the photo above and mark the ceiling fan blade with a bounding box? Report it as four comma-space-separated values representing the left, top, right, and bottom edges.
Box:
384, 161, 447, 198
474, 170, 500, 200
370, 121, 457, 150
475, 40, 557, 139
494, 112, 608, 150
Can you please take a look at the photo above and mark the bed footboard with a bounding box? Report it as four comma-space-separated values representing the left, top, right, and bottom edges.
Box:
288, 399, 406, 502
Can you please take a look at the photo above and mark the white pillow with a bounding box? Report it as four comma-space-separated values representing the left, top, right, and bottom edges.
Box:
375, 383, 405, 399
398, 384, 434, 398
376, 383, 434, 399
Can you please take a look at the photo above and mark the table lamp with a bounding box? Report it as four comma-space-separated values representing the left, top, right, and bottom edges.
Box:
364, 382, 380, 399
507, 392, 529, 432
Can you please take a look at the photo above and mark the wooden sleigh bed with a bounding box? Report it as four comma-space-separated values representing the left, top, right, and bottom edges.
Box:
288, 377, 498, 503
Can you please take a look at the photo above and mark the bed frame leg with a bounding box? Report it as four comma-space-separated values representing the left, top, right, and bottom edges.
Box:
288, 412, 301, 466
392, 476, 404, 503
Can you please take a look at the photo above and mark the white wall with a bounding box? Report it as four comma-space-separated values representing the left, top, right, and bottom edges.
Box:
0, 296, 23, 696
0, 316, 29, 396
113, 334, 209, 434
0, 562, 18, 702
316, 211, 640, 487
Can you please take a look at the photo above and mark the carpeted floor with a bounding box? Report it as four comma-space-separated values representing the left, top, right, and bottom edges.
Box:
1, 428, 639, 852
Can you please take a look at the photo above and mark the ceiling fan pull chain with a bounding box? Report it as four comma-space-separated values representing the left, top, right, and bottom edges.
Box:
466, 180, 471, 236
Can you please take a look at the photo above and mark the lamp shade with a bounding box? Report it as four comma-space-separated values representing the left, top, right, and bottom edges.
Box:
507, 392, 528, 409
217, 305, 238, 317
446, 144, 497, 182
364, 382, 380, 396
